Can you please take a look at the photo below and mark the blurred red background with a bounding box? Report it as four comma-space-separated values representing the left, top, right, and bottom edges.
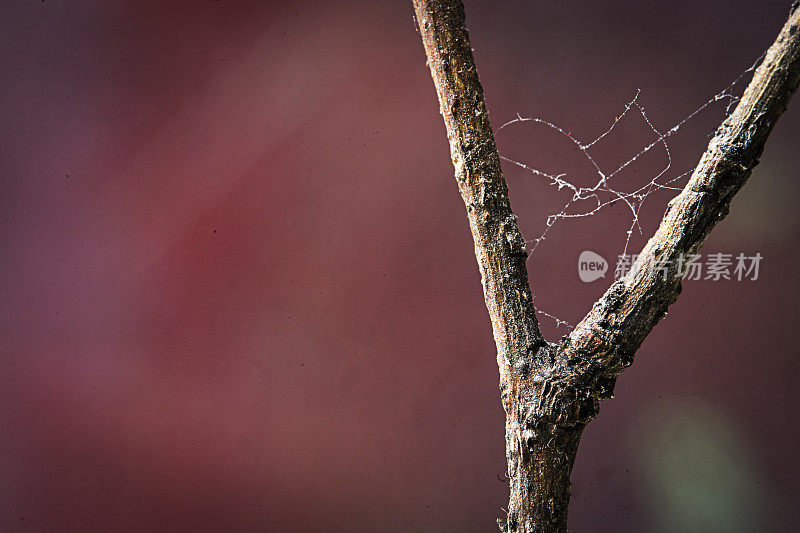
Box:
1, 1, 798, 531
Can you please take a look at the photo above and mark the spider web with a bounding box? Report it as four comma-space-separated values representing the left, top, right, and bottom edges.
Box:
497, 55, 763, 331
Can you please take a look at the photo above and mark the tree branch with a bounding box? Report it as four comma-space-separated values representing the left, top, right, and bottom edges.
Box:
413, 0, 800, 531
412, 0, 545, 380
413, 2, 595, 531
565, 4, 800, 384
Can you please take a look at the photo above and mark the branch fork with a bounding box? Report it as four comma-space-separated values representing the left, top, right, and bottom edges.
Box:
412, 1, 800, 530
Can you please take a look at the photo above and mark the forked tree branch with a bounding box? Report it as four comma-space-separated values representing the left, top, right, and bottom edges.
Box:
413, 0, 800, 531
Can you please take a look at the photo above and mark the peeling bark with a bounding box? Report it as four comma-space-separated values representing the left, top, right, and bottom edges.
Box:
412, 0, 800, 531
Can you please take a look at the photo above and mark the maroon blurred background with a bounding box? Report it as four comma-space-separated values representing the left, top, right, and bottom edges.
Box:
2, 1, 798, 531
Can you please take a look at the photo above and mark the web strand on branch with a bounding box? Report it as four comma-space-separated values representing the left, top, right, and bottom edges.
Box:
498, 54, 763, 332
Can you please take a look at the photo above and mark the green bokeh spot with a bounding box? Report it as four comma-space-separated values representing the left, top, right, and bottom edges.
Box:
638, 404, 764, 533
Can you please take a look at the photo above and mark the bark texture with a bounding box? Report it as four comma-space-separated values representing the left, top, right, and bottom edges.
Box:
413, 1, 800, 531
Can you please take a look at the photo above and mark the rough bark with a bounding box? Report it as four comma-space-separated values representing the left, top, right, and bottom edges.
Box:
412, 1, 800, 531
